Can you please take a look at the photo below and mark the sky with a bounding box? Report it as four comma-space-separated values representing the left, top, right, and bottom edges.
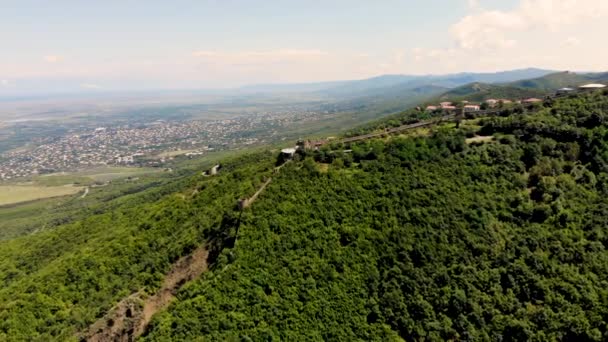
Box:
1, 0, 607, 93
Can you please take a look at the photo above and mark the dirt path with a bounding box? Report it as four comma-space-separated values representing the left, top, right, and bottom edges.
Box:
80, 187, 89, 199
239, 178, 272, 209
82, 246, 209, 341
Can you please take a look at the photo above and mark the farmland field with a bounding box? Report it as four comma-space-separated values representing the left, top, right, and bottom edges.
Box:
0, 184, 83, 206
34, 167, 161, 185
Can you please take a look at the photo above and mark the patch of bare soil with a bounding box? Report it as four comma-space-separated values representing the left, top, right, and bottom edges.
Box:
82, 246, 209, 341
465, 135, 494, 144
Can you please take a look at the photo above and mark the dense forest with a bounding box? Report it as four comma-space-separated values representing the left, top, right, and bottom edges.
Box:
0, 152, 276, 340
1, 90, 608, 340
143, 91, 608, 341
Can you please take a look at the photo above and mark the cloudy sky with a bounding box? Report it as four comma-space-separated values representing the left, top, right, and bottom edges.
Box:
1, 0, 607, 92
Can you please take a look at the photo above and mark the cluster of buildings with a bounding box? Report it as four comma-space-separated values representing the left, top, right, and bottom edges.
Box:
424, 83, 607, 114
0, 108, 328, 181
424, 99, 531, 113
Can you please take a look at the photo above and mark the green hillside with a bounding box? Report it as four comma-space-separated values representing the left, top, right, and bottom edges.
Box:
508, 71, 608, 91
508, 71, 589, 91
143, 90, 608, 341
437, 82, 545, 102
435, 71, 608, 104
1, 90, 608, 340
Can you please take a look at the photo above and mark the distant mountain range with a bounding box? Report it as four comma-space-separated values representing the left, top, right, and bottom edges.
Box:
4, 69, 607, 119
240, 68, 556, 96
241, 68, 558, 118
236, 68, 558, 118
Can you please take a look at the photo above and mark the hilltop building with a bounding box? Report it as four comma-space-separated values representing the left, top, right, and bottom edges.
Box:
202, 164, 222, 176
298, 139, 328, 150
210, 164, 221, 175
557, 87, 575, 95
280, 148, 296, 159
485, 99, 499, 107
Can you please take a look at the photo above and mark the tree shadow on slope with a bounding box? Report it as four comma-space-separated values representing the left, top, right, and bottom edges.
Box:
205, 209, 242, 269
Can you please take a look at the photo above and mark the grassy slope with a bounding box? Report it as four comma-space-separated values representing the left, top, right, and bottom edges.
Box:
0, 185, 83, 206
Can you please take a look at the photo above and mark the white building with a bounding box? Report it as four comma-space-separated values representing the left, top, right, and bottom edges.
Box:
210, 164, 221, 175
281, 148, 296, 159
485, 99, 499, 107
579, 84, 606, 90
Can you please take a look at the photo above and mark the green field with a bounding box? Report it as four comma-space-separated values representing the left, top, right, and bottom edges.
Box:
36, 166, 161, 185
0, 184, 83, 206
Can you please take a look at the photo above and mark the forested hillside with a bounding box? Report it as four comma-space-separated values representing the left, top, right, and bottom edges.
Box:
437, 82, 545, 102
0, 152, 277, 340
1, 90, 608, 341
143, 90, 608, 341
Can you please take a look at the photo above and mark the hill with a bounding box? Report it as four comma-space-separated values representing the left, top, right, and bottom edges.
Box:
436, 82, 545, 102
429, 71, 608, 104
236, 69, 558, 130
303, 69, 555, 122
322, 83, 449, 121
142, 90, 608, 341
1, 89, 608, 340
508, 71, 608, 91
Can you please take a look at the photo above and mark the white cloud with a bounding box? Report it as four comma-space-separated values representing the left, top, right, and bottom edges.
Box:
0, 80, 9, 87
451, 0, 608, 50
44, 55, 63, 63
451, 10, 526, 49
519, 0, 608, 29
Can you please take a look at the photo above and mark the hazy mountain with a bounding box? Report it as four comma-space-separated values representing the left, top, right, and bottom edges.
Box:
240, 68, 556, 97
313, 69, 554, 116
1, 68, 556, 100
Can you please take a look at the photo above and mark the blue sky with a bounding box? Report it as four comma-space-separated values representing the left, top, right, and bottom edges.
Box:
1, 0, 606, 92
